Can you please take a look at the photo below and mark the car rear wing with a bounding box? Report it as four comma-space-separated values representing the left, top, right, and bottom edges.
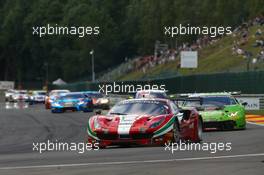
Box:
171, 97, 202, 107
176, 91, 241, 97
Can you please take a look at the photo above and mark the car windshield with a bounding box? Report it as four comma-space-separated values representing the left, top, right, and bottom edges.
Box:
50, 91, 68, 96
36, 92, 46, 95
184, 96, 236, 108
18, 91, 26, 94
59, 94, 84, 100
109, 100, 170, 116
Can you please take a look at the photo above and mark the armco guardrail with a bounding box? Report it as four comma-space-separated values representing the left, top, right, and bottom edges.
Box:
108, 93, 264, 111
55, 71, 264, 94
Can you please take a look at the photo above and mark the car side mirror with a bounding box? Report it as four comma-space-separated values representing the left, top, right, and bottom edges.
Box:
95, 110, 102, 115
180, 110, 191, 120
242, 102, 248, 106
169, 95, 175, 99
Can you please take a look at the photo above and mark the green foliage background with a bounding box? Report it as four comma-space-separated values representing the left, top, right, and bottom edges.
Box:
0, 0, 263, 83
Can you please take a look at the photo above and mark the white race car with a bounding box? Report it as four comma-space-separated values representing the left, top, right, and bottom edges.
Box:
4, 89, 16, 102
11, 90, 30, 102
135, 90, 168, 99
30, 90, 47, 103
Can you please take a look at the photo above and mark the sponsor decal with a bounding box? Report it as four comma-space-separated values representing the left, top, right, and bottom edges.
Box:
153, 117, 174, 138
229, 112, 238, 117
118, 115, 138, 135
0, 81, 14, 90
236, 97, 260, 110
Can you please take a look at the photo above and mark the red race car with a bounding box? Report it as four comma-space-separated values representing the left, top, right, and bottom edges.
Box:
86, 98, 203, 148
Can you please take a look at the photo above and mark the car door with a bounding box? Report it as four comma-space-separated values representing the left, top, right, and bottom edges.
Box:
170, 102, 194, 139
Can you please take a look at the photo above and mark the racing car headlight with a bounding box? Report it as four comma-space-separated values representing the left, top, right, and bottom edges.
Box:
149, 118, 165, 128
100, 98, 109, 104
52, 102, 61, 107
78, 100, 85, 105
94, 118, 101, 129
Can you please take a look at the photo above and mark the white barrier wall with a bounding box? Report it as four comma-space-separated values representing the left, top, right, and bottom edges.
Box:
0, 81, 14, 90
236, 97, 260, 110
0, 81, 14, 102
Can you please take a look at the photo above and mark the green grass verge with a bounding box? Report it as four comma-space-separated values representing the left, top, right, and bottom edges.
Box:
119, 25, 264, 81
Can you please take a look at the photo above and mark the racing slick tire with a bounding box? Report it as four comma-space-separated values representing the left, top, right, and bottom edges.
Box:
86, 135, 106, 149
172, 119, 181, 143
195, 117, 203, 143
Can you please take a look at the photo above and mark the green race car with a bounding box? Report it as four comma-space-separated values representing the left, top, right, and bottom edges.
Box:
181, 93, 246, 130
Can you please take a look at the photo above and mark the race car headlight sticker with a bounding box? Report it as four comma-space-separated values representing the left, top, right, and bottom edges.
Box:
149, 118, 165, 128
139, 127, 147, 133
94, 118, 101, 129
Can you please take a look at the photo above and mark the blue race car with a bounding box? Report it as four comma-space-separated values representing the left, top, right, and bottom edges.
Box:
51, 92, 93, 113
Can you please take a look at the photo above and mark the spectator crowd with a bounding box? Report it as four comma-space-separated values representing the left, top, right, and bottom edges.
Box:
232, 15, 264, 63
100, 15, 264, 81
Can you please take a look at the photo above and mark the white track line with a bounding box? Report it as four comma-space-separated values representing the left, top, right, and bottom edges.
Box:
0, 153, 264, 170
247, 121, 264, 126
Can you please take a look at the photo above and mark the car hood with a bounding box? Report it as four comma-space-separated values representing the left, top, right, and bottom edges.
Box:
53, 98, 82, 103
34, 95, 45, 98
91, 113, 171, 135
199, 105, 243, 121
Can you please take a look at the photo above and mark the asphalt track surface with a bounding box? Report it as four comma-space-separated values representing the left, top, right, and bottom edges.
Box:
0, 102, 263, 175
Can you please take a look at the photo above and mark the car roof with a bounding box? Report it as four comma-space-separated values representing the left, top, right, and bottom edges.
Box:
17, 90, 27, 92
136, 90, 166, 93
188, 92, 232, 97
50, 89, 70, 92
122, 98, 170, 104
60, 92, 85, 95
33, 90, 46, 93
83, 91, 101, 94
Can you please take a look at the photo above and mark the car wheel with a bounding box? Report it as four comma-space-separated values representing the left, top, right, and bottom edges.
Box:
173, 120, 181, 143
10, 97, 14, 102
98, 143, 106, 149
196, 118, 203, 142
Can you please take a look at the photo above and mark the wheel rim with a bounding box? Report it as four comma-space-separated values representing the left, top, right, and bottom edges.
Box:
173, 122, 180, 142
